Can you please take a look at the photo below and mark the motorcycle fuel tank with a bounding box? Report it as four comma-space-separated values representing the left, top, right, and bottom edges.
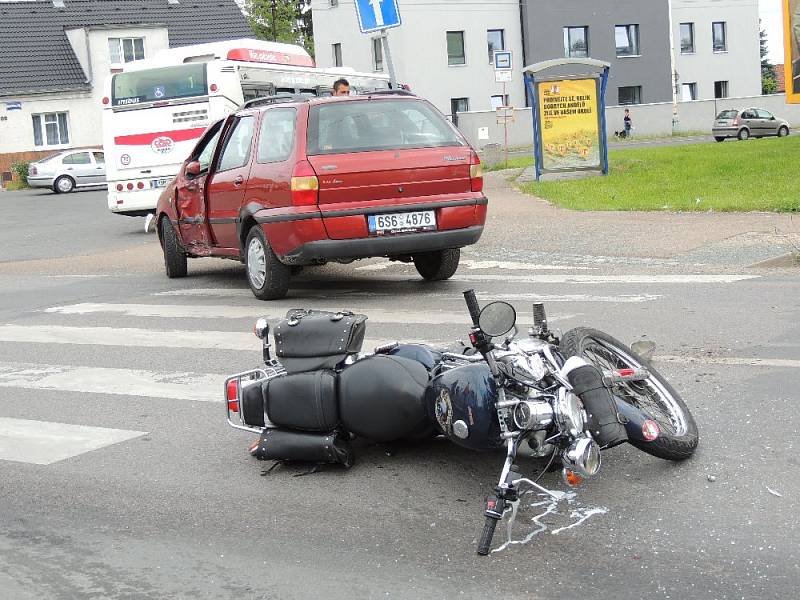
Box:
425, 363, 502, 451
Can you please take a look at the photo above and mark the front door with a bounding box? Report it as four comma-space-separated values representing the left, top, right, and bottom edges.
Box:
207, 115, 257, 250
174, 121, 224, 253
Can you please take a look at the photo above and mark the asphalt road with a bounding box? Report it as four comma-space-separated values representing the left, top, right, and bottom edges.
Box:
1, 187, 798, 599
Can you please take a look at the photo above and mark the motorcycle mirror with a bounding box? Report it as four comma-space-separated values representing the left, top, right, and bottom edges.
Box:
478, 301, 517, 337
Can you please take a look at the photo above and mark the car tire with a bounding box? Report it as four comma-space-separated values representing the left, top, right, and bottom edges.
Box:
714, 136, 725, 142
160, 217, 187, 279
245, 226, 290, 300
778, 126, 789, 137
413, 248, 460, 281
737, 128, 749, 141
53, 175, 75, 194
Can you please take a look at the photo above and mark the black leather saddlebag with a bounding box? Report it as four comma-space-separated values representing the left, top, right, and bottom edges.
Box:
567, 364, 628, 448
241, 380, 267, 427
338, 355, 432, 442
263, 370, 339, 432
274, 309, 367, 373
253, 428, 353, 466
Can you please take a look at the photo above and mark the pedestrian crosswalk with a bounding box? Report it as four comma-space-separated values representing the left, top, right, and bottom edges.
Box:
0, 272, 772, 465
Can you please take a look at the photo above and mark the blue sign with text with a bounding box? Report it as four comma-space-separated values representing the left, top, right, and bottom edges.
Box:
354, 0, 401, 34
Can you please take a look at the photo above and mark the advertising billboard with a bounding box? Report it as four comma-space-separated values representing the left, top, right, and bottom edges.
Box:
786, 0, 800, 103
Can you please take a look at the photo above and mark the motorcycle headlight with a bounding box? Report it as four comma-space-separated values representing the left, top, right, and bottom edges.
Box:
555, 389, 585, 434
562, 437, 601, 477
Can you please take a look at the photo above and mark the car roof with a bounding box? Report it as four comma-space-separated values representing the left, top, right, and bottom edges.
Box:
237, 90, 419, 114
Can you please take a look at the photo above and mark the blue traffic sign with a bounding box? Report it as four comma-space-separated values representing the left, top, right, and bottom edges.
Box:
354, 0, 401, 34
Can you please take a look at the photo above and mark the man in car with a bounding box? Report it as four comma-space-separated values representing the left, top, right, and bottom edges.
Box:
333, 78, 350, 96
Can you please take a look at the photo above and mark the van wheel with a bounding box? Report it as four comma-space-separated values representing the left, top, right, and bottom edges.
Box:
245, 226, 290, 300
413, 248, 460, 281
160, 218, 187, 278
737, 128, 749, 141
53, 175, 75, 194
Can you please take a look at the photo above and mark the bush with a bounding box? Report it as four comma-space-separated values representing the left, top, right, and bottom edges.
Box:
11, 161, 31, 186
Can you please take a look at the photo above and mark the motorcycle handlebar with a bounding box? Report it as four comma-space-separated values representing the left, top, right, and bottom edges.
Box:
463, 289, 481, 328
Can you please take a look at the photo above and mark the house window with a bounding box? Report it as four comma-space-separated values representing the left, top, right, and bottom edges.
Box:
329, 0, 338, 6
618, 86, 642, 105
372, 38, 384, 71
712, 22, 727, 52
681, 82, 698, 101
615, 24, 640, 57
490, 94, 509, 109
447, 31, 466, 65
32, 112, 69, 147
563, 26, 589, 58
332, 43, 342, 67
487, 29, 505, 64
714, 80, 729, 98
680, 23, 695, 54
450, 97, 469, 125
109, 37, 145, 64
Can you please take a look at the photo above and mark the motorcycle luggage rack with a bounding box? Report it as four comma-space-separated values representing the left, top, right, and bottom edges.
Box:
224, 366, 284, 433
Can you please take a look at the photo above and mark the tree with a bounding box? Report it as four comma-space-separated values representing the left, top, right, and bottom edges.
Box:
246, 0, 314, 56
760, 22, 778, 95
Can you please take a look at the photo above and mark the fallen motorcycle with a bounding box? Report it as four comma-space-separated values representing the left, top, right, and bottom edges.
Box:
224, 290, 699, 554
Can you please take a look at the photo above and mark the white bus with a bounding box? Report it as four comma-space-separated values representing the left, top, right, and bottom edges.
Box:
102, 39, 391, 220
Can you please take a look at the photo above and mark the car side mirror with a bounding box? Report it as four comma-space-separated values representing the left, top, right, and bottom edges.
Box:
770, 116, 776, 120
185, 160, 201, 179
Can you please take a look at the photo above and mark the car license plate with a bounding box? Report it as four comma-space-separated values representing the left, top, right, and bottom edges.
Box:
368, 211, 436, 235
150, 178, 171, 189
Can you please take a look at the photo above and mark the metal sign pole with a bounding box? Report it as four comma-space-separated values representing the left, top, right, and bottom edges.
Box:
381, 30, 398, 89
503, 81, 508, 168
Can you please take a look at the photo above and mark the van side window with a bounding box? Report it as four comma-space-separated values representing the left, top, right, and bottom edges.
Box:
257, 108, 296, 163
218, 116, 256, 172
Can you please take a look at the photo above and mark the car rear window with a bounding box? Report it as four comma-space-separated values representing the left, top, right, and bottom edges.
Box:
307, 98, 465, 155
716, 110, 738, 119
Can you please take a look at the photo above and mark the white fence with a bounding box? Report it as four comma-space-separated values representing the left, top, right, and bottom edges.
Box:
458, 94, 800, 151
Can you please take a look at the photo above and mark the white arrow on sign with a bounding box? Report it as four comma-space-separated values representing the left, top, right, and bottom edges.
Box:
369, 0, 384, 27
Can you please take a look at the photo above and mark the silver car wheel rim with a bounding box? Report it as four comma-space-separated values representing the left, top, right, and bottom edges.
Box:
57, 178, 72, 192
247, 238, 267, 289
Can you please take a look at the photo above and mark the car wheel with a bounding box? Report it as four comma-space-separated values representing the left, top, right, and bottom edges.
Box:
778, 126, 789, 137
53, 175, 75, 193
245, 226, 290, 300
714, 136, 725, 142
737, 128, 749, 141
160, 217, 188, 278
413, 248, 460, 281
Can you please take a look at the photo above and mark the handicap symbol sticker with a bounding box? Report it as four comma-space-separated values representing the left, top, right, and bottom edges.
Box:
153, 85, 166, 99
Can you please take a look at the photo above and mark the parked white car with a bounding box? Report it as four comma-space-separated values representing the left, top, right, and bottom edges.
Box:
27, 149, 106, 193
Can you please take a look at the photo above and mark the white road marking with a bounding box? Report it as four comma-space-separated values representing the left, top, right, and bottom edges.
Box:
656, 355, 800, 369
0, 361, 225, 402
0, 417, 147, 465
355, 260, 594, 272
452, 274, 760, 284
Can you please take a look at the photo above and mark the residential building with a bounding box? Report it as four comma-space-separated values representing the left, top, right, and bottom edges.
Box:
0, 0, 252, 177
311, 0, 526, 120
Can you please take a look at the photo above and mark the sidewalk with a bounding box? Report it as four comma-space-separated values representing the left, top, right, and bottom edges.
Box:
478, 171, 800, 269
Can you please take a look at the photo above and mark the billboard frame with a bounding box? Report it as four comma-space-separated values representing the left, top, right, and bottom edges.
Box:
785, 0, 800, 103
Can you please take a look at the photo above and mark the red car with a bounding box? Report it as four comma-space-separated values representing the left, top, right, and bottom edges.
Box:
155, 91, 487, 300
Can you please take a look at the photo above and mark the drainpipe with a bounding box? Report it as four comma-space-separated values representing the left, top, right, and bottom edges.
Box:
667, 0, 678, 131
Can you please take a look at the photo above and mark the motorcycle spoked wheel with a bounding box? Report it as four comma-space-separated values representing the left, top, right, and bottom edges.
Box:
560, 328, 699, 461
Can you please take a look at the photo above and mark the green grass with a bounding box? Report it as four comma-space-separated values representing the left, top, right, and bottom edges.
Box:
516, 136, 800, 212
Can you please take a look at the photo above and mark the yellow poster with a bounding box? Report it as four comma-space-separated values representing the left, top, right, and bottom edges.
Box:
786, 0, 800, 103
537, 78, 600, 170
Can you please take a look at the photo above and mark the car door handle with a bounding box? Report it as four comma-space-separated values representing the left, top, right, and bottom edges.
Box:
233, 175, 244, 186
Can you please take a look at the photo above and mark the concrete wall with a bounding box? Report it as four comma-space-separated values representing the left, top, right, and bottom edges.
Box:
312, 1, 527, 115
672, 0, 761, 100
457, 94, 800, 150
522, 0, 674, 105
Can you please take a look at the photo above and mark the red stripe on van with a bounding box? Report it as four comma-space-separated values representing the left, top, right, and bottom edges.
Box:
114, 127, 207, 146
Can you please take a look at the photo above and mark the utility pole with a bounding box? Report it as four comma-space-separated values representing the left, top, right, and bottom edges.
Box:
271, 0, 277, 41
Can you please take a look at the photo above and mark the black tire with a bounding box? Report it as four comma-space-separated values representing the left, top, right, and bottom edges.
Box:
53, 175, 75, 194
737, 128, 749, 141
778, 126, 789, 138
714, 136, 725, 142
476, 516, 498, 556
160, 218, 187, 278
413, 248, 460, 281
244, 226, 290, 300
560, 327, 698, 461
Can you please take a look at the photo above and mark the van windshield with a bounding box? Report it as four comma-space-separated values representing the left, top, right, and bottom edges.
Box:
307, 98, 465, 155
112, 64, 208, 106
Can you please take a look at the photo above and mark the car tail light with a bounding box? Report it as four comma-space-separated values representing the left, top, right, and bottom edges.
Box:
733, 116, 740, 126
469, 151, 483, 193
226, 379, 239, 413
127, 183, 134, 191
137, 181, 144, 189
290, 161, 319, 206
116, 184, 123, 191
30, 165, 37, 176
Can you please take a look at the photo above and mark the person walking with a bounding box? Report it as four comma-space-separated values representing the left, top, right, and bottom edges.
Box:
623, 108, 633, 138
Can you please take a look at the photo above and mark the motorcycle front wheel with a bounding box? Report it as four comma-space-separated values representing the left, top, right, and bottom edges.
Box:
560, 328, 699, 461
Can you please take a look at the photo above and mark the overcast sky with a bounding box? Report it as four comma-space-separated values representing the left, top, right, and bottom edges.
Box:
761, 0, 788, 63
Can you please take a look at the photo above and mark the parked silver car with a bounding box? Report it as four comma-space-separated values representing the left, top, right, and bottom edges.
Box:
712, 108, 791, 142
27, 149, 106, 193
